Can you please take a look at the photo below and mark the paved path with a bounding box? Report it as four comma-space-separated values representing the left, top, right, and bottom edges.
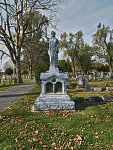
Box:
0, 80, 36, 112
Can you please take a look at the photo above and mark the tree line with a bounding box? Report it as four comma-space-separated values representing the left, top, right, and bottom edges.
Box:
0, 0, 60, 83
60, 23, 113, 77
0, 1, 113, 82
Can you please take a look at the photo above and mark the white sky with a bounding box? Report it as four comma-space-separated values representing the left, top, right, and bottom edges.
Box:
55, 0, 113, 45
1, 0, 113, 70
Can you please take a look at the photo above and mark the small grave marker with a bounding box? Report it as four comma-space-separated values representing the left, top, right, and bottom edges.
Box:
73, 97, 86, 105
102, 96, 113, 102
106, 87, 113, 91
88, 96, 103, 102
93, 88, 102, 92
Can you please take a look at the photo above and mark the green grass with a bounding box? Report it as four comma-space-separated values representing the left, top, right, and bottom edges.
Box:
0, 78, 113, 149
69, 77, 113, 99
0, 79, 32, 91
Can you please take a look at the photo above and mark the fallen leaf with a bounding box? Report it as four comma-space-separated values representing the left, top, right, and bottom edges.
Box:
33, 137, 37, 141
43, 145, 48, 148
25, 124, 28, 129
95, 136, 99, 139
71, 147, 74, 150
15, 137, 18, 142
101, 131, 104, 134
51, 142, 56, 148
90, 115, 95, 118
76, 134, 82, 141
35, 130, 38, 134
39, 141, 42, 144
28, 139, 32, 142
73, 138, 78, 142
67, 142, 71, 147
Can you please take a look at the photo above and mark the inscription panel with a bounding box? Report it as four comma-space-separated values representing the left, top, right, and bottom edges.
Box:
34, 104, 75, 110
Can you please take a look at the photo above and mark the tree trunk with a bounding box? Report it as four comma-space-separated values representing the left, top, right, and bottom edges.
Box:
109, 62, 113, 79
29, 65, 33, 79
16, 58, 22, 83
109, 63, 112, 73
72, 61, 75, 78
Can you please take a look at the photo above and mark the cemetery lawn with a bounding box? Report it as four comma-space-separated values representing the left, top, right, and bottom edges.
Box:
0, 78, 113, 149
69, 77, 113, 99
0, 79, 32, 91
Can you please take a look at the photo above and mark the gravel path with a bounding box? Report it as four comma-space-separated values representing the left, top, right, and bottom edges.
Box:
0, 80, 36, 112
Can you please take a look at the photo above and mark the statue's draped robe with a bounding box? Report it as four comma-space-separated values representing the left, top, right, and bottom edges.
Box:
47, 37, 59, 68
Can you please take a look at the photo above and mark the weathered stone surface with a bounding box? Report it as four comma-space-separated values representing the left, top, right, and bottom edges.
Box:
32, 69, 75, 111
14, 77, 17, 84
45, 30, 59, 69
88, 96, 103, 102
2, 75, 6, 80
100, 71, 104, 79
93, 88, 102, 92
102, 96, 113, 102
93, 72, 97, 81
33, 31, 75, 111
73, 97, 86, 105
84, 84, 91, 92
66, 79, 72, 89
109, 72, 113, 79
33, 94, 75, 111
106, 87, 113, 91
77, 75, 85, 88
105, 83, 108, 87
88, 74, 93, 81
1, 80, 5, 85
33, 70, 75, 111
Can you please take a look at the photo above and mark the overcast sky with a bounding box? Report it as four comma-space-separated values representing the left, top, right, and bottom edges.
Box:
1, 0, 113, 70
55, 0, 113, 45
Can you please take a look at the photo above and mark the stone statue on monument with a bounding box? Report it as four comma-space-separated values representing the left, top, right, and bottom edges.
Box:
45, 28, 59, 68
32, 29, 75, 112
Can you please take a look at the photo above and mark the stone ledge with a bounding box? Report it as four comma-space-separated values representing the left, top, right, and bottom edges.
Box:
93, 88, 102, 92
33, 94, 75, 111
106, 87, 113, 91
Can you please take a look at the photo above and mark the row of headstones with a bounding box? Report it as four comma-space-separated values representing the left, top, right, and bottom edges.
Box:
0, 74, 32, 85
0, 76, 18, 85
22, 75, 33, 79
88, 71, 113, 81
0, 74, 31, 80
74, 96, 113, 106
77, 75, 113, 92
77, 75, 91, 92
68, 71, 113, 80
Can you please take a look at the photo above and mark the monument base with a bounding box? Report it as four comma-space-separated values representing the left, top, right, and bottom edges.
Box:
32, 94, 75, 111
32, 65, 75, 111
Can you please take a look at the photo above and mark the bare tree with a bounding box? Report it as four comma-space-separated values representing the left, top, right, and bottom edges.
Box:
0, 0, 60, 83
3, 59, 13, 70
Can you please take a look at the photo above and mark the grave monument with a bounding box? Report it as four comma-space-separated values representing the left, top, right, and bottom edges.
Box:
32, 30, 75, 111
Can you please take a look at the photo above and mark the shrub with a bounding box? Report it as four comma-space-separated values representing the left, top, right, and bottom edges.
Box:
35, 63, 50, 84
98, 64, 109, 72
5, 68, 13, 75
92, 62, 109, 72
58, 60, 72, 72
21, 69, 28, 75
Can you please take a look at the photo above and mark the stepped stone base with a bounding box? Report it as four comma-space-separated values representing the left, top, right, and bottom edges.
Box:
32, 65, 75, 111
32, 94, 75, 111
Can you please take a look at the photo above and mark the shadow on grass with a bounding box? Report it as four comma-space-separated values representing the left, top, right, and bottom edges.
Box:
0, 84, 16, 88
0, 92, 40, 98
75, 101, 113, 111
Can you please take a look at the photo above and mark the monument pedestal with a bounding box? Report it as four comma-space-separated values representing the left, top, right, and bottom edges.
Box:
32, 67, 75, 111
